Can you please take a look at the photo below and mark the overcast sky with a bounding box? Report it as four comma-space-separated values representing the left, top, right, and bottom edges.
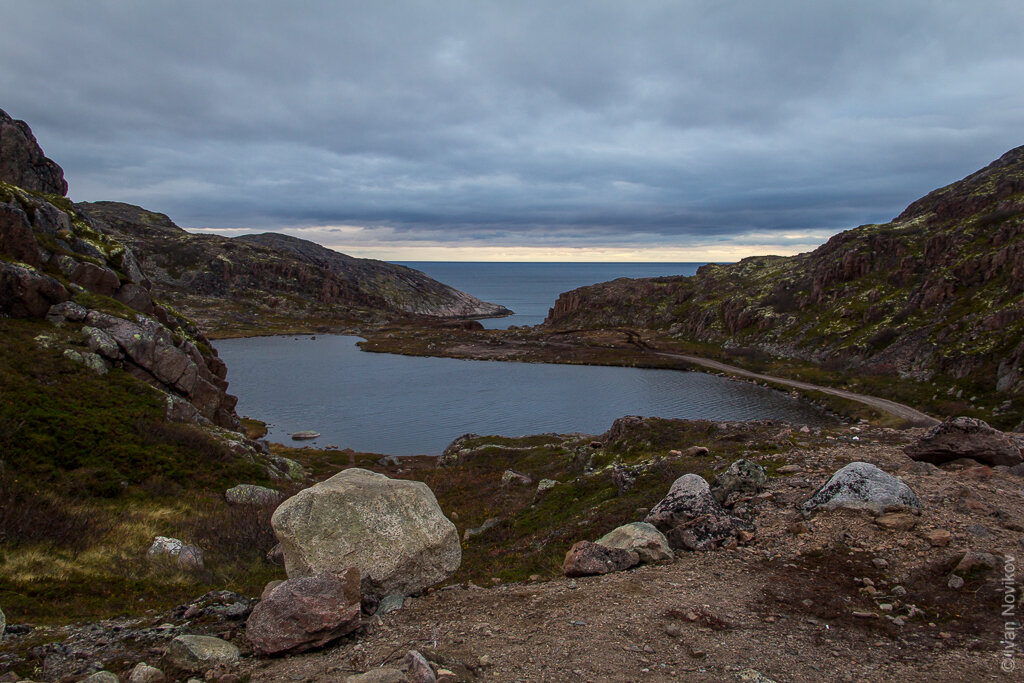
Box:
2, 1, 1022, 261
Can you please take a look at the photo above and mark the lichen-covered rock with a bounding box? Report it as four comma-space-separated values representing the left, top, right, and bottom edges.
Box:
246, 569, 361, 655
0, 260, 69, 318
225, 484, 281, 506
272, 468, 460, 598
147, 536, 184, 558
163, 634, 239, 673
501, 470, 533, 487
82, 672, 119, 683
711, 459, 767, 505
563, 540, 639, 577
801, 462, 921, 514
595, 522, 673, 564
905, 416, 1022, 467
644, 474, 751, 551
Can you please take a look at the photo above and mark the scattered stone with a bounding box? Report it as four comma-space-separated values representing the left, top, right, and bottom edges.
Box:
926, 529, 952, 547
345, 670, 409, 683
378, 593, 406, 614
952, 551, 999, 577
83, 673, 119, 683
737, 670, 777, 683
272, 468, 460, 598
563, 540, 639, 577
875, 512, 918, 532
176, 544, 204, 571
905, 416, 1022, 467
501, 470, 533, 487
947, 575, 965, 590
872, 558, 889, 569
778, 464, 803, 474
800, 462, 921, 515
128, 662, 166, 683
710, 459, 767, 505
147, 536, 184, 559
403, 650, 436, 683
225, 484, 281, 506
644, 474, 751, 551
903, 461, 940, 475
163, 634, 239, 673
463, 517, 501, 541
664, 623, 682, 637
291, 430, 321, 440
595, 522, 674, 564
246, 569, 361, 656
682, 446, 710, 457
535, 478, 559, 497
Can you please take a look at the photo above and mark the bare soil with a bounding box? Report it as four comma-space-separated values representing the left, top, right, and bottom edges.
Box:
246, 429, 1024, 682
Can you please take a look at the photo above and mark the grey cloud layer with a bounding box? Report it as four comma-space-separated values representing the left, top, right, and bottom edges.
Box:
1, 1, 1022, 248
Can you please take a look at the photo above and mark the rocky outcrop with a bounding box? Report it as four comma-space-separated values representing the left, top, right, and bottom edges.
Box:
563, 540, 639, 577
594, 522, 673, 564
801, 462, 921, 514
644, 474, 752, 551
544, 146, 1024, 405
77, 202, 510, 333
271, 468, 461, 599
904, 416, 1022, 467
246, 569, 362, 655
0, 108, 68, 195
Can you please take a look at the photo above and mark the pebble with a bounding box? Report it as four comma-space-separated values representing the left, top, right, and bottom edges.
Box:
947, 575, 965, 590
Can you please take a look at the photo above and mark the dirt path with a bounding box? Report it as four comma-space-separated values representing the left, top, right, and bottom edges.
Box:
649, 350, 940, 428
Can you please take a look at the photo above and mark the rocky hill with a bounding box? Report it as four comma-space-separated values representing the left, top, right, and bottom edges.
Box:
546, 146, 1024, 404
78, 202, 510, 335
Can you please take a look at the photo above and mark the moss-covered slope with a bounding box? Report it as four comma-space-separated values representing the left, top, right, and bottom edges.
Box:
546, 146, 1024, 407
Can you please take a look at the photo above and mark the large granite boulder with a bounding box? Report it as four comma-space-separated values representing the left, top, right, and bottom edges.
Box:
801, 462, 921, 514
595, 522, 673, 564
246, 568, 361, 655
563, 540, 639, 577
0, 108, 68, 195
272, 468, 461, 598
644, 474, 751, 551
905, 416, 1022, 467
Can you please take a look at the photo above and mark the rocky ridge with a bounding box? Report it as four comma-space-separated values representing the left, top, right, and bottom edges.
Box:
545, 146, 1024, 405
77, 202, 510, 335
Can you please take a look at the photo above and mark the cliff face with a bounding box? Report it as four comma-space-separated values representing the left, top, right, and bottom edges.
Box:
546, 146, 1024, 396
0, 127, 238, 428
78, 202, 510, 334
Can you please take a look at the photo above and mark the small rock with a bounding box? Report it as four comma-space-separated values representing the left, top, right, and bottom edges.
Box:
176, 545, 204, 571
737, 669, 777, 683
872, 558, 889, 569
926, 529, 952, 547
535, 478, 559, 497
463, 517, 500, 541
953, 550, 999, 577
291, 430, 321, 440
874, 513, 917, 532
710, 459, 767, 505
345, 670, 409, 683
778, 464, 803, 474
501, 470, 533, 487
147, 536, 184, 559
947, 574, 965, 590
478, 655, 492, 667
83, 673, 120, 683
163, 634, 240, 673
225, 484, 281, 506
403, 650, 436, 683
563, 541, 639, 577
378, 592, 406, 614
128, 662, 166, 683
594, 522, 673, 564
664, 623, 682, 637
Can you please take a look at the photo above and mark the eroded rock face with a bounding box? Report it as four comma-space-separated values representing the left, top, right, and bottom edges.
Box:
595, 522, 673, 564
0, 108, 68, 195
272, 468, 461, 598
563, 540, 639, 577
246, 568, 361, 656
644, 474, 751, 551
801, 462, 921, 514
905, 416, 1022, 467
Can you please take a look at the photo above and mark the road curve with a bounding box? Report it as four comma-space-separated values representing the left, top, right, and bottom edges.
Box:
649, 350, 940, 427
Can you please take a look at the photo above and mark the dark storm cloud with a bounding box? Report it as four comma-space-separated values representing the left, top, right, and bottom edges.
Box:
1, 1, 1022, 255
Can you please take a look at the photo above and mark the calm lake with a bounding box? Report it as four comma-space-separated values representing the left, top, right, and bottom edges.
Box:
216, 334, 833, 455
